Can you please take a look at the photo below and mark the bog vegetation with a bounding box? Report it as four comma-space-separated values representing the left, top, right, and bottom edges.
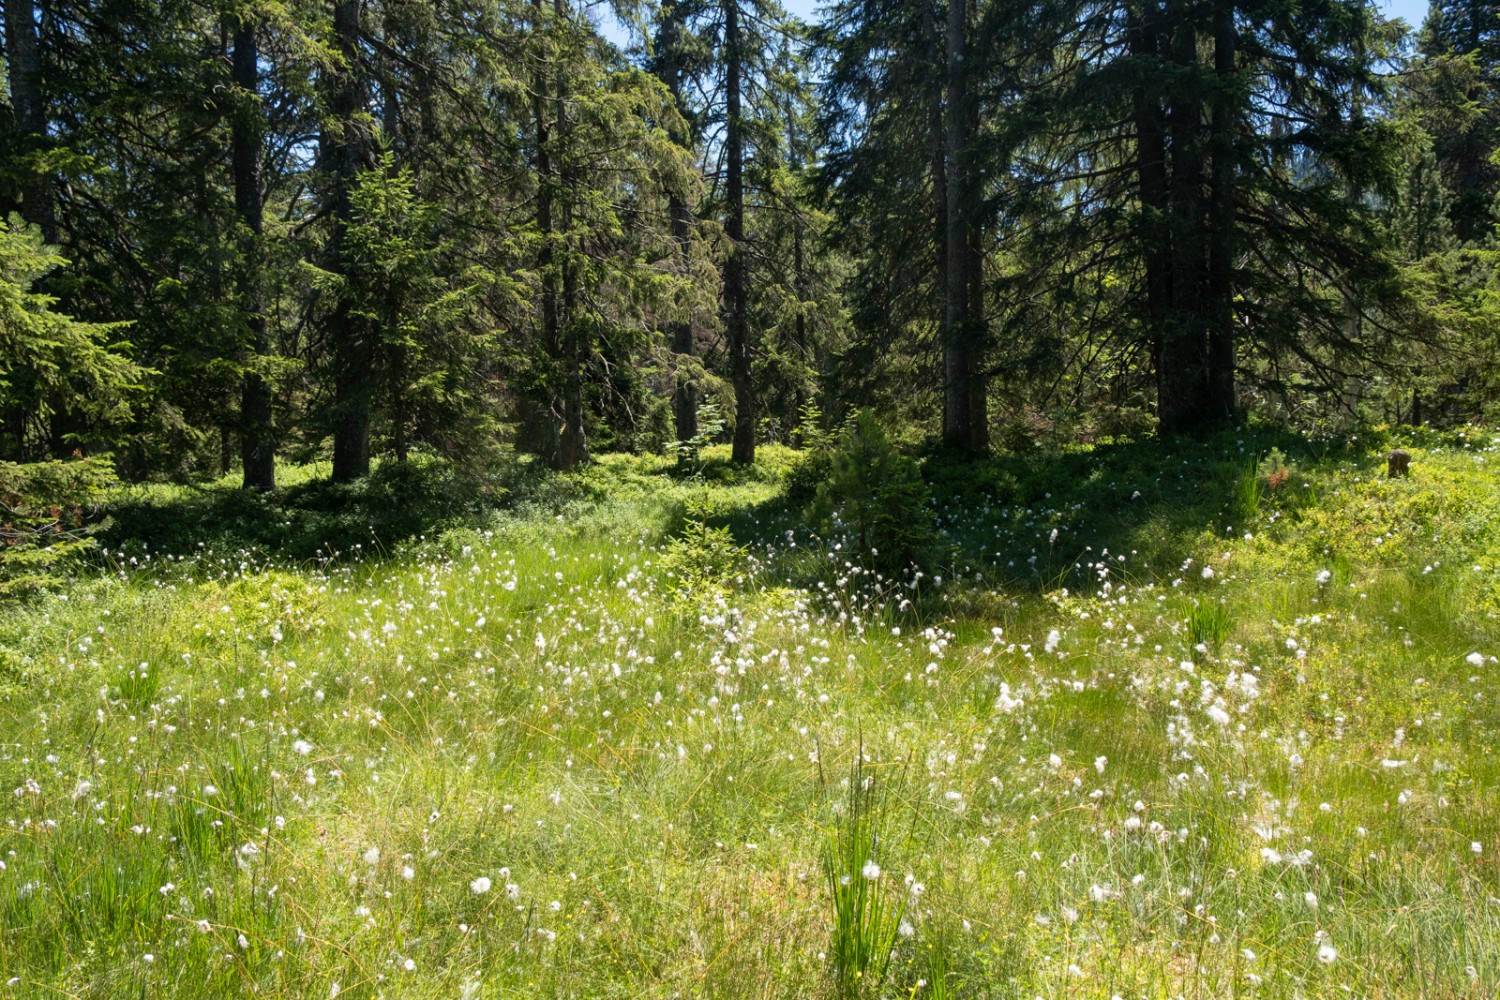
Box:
6, 0, 1500, 995
2, 427, 1499, 997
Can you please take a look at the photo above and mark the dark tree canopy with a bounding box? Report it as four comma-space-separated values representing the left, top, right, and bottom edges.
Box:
0, 0, 1495, 483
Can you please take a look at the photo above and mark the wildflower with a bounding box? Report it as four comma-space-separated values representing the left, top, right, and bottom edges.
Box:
861, 860, 881, 880
292, 739, 314, 756
1466, 652, 1486, 668
470, 876, 492, 894
1316, 569, 1332, 585
403, 958, 416, 971
996, 683, 1023, 713
363, 846, 380, 865
1316, 943, 1337, 964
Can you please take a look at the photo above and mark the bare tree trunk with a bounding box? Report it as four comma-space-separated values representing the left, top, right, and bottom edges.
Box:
552, 0, 588, 470
1206, 0, 1237, 421
1131, 2, 1173, 411
941, 0, 978, 449
792, 217, 809, 421
656, 0, 700, 446
4, 0, 55, 241
1158, 1, 1210, 432
519, 0, 562, 465
966, 208, 988, 449
233, 14, 276, 491
328, 0, 374, 480
923, 0, 951, 433
964, 88, 988, 450
725, 0, 755, 465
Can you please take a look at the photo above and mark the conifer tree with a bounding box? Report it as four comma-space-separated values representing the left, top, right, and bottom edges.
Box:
1417, 0, 1500, 242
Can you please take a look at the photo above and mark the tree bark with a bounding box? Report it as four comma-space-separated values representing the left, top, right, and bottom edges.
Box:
4, 0, 55, 241
1205, 0, 1237, 421
657, 0, 699, 446
964, 90, 988, 450
941, 0, 979, 449
1130, 1, 1172, 384
328, 0, 374, 481
923, 0, 948, 416
1158, 1, 1211, 433
233, 14, 276, 491
515, 0, 564, 465
725, 0, 755, 464
553, 0, 587, 470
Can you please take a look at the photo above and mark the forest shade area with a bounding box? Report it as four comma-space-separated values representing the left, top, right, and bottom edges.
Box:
2, 0, 1499, 492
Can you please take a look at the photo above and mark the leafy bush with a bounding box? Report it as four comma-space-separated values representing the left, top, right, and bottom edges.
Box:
0, 454, 118, 596
810, 411, 934, 570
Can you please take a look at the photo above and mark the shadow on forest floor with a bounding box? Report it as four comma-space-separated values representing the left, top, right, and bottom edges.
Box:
97, 424, 1415, 590
725, 422, 1405, 611
99, 458, 507, 563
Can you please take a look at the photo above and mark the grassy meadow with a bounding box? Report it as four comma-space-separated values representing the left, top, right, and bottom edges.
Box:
2, 428, 1499, 998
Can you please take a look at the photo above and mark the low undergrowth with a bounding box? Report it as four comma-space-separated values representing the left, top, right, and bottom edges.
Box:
1, 429, 1498, 997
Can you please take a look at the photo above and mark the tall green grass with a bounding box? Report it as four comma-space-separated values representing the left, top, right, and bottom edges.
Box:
1, 432, 1498, 997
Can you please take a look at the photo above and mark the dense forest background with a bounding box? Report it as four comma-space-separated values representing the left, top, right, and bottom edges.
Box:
3, 0, 1500, 493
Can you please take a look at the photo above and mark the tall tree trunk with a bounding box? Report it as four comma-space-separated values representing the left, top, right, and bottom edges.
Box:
328, 0, 373, 481
391, 345, 409, 461
4, 0, 55, 241
1451, 0, 1488, 241
923, 0, 948, 408
1130, 2, 1173, 407
725, 0, 755, 465
553, 0, 587, 470
1158, 1, 1210, 432
792, 215, 809, 423
964, 91, 988, 450
233, 14, 276, 491
669, 188, 699, 446
657, 0, 699, 446
517, 0, 563, 464
941, 0, 977, 448
1205, 0, 1236, 421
